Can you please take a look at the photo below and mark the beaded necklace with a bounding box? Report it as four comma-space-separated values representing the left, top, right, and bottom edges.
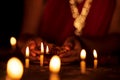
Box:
69, 0, 93, 36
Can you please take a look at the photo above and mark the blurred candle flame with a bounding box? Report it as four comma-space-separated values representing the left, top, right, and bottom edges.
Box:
26, 46, 29, 57
6, 57, 23, 80
49, 55, 61, 73
93, 49, 97, 59
41, 42, 44, 53
80, 49, 86, 60
46, 45, 49, 54
10, 36, 17, 48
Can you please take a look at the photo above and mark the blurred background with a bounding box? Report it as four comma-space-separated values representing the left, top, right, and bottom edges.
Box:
0, 0, 23, 48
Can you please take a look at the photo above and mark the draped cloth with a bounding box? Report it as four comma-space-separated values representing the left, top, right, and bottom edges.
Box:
38, 0, 116, 46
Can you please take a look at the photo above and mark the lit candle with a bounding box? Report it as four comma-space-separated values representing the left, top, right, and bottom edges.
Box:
93, 49, 98, 69
46, 45, 49, 54
49, 55, 61, 73
6, 57, 24, 80
49, 55, 61, 80
40, 42, 44, 66
25, 46, 29, 57
25, 46, 30, 68
80, 49, 86, 60
93, 49, 97, 59
10, 36, 17, 50
80, 49, 86, 74
41, 42, 44, 53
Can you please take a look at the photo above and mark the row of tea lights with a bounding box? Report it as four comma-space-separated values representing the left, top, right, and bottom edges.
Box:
25, 42, 50, 68
80, 49, 98, 74
6, 37, 98, 80
6, 37, 62, 80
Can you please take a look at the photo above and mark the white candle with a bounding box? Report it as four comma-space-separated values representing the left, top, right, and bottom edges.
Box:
80, 60, 86, 74
40, 55, 44, 67
40, 42, 44, 66
25, 58, 29, 68
6, 57, 24, 80
49, 55, 61, 73
25, 46, 30, 68
49, 73, 60, 80
80, 49, 86, 74
93, 49, 98, 69
94, 59, 98, 69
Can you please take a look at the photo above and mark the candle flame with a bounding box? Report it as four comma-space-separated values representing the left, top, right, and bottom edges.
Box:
41, 42, 44, 53
46, 45, 49, 54
10, 37, 16, 46
7, 57, 24, 80
26, 46, 29, 57
80, 49, 86, 60
93, 49, 97, 59
49, 55, 61, 73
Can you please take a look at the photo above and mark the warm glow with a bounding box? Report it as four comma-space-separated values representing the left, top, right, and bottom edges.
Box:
41, 42, 44, 53
49, 55, 61, 73
26, 46, 29, 57
46, 45, 49, 54
10, 37, 17, 46
93, 49, 97, 59
7, 57, 24, 80
80, 49, 86, 60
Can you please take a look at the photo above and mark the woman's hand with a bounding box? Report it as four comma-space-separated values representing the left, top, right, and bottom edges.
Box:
58, 36, 82, 63
17, 36, 56, 62
17, 36, 44, 60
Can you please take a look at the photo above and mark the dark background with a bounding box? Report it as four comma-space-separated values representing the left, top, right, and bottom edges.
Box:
0, 0, 23, 47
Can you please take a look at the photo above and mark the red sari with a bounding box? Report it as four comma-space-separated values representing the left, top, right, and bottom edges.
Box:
38, 0, 116, 46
